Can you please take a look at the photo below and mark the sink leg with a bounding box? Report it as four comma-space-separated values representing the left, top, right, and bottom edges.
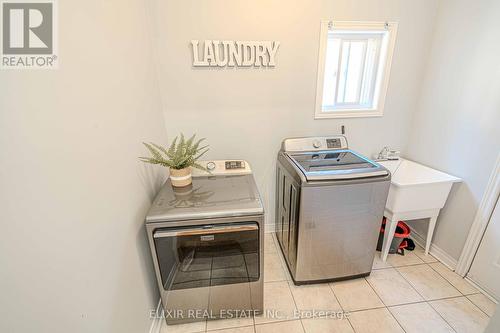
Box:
425, 216, 438, 255
381, 218, 398, 262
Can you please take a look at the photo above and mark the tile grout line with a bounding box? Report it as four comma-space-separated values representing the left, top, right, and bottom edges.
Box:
368, 262, 461, 333
205, 236, 458, 332
392, 263, 461, 333
385, 307, 409, 333
266, 235, 474, 332
429, 265, 465, 296
344, 316, 357, 333
388, 262, 427, 269
427, 262, 467, 297
362, 276, 408, 333
285, 279, 306, 332
395, 263, 462, 300
346, 272, 384, 332
365, 266, 424, 306
391, 263, 431, 302
426, 261, 482, 299
258, 275, 301, 328
255, 318, 304, 328
250, 309, 256, 333
368, 257, 463, 332
412, 245, 439, 264
260, 234, 282, 331
269, 233, 293, 283
347, 301, 423, 314
327, 281, 358, 333
426, 298, 460, 333
464, 294, 494, 318
344, 290, 483, 315
327, 281, 346, 312
351, 256, 438, 331
263, 234, 289, 283
207, 325, 255, 333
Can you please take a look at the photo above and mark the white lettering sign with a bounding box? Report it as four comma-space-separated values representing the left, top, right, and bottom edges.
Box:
191, 40, 280, 67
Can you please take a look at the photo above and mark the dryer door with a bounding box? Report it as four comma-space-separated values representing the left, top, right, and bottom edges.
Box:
153, 222, 260, 291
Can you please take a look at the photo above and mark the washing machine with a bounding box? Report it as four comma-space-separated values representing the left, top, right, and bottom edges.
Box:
276, 136, 390, 284
145, 160, 264, 324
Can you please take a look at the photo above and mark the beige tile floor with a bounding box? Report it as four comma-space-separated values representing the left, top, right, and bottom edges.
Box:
161, 233, 497, 333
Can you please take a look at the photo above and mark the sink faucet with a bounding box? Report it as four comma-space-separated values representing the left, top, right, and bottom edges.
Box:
377, 146, 389, 160
376, 146, 400, 161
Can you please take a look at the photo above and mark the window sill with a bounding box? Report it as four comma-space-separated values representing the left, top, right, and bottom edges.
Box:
315, 109, 383, 119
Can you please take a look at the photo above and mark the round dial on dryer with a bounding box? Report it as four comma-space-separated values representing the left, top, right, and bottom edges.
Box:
312, 139, 322, 148
206, 161, 216, 171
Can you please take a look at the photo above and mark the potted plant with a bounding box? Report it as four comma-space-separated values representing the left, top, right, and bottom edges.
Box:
139, 134, 209, 187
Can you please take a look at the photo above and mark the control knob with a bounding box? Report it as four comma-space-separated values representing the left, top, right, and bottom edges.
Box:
312, 140, 322, 148
206, 161, 216, 171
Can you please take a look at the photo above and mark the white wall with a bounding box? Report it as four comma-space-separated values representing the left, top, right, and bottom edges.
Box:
152, 0, 439, 226
0, 0, 166, 332
3, 0, 495, 330
405, 0, 500, 261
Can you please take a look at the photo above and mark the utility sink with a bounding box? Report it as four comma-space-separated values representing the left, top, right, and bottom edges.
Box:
378, 158, 461, 214
376, 158, 461, 261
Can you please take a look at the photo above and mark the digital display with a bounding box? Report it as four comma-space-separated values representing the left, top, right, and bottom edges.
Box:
225, 161, 245, 170
326, 138, 341, 149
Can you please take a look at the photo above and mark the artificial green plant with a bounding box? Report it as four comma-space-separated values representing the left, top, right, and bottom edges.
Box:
139, 134, 209, 170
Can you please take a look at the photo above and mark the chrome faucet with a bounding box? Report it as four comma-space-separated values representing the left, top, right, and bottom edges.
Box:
377, 146, 390, 160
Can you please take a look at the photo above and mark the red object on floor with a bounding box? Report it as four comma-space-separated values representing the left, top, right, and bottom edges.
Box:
380, 217, 411, 249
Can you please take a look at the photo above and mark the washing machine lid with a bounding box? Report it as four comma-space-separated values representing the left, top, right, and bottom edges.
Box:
145, 174, 264, 223
287, 150, 388, 181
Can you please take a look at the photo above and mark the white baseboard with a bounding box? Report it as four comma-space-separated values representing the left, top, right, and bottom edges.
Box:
149, 299, 163, 333
410, 229, 458, 270
465, 277, 499, 303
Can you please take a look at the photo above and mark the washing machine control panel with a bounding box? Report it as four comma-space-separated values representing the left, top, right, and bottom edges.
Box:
282, 136, 348, 152
192, 160, 252, 177
326, 138, 342, 149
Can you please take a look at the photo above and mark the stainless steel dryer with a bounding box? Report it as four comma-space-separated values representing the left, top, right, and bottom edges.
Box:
146, 160, 264, 324
276, 136, 390, 284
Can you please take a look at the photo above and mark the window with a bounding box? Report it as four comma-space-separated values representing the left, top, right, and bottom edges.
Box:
315, 21, 398, 119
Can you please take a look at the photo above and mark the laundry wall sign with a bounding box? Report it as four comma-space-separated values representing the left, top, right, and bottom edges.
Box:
190, 40, 280, 67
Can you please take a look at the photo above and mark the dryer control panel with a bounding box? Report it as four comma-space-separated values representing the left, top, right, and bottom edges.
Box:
191, 160, 252, 177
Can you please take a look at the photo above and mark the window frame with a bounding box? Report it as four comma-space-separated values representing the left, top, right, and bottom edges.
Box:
314, 21, 398, 119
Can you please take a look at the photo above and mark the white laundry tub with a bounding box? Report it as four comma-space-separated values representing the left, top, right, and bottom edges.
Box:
378, 158, 461, 214
376, 158, 461, 261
